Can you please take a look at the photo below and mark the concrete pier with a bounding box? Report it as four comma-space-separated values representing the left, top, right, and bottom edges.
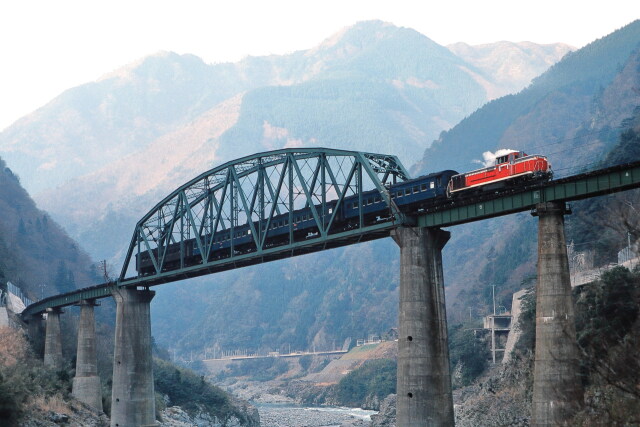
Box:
531, 202, 583, 426
72, 299, 103, 411
392, 226, 454, 427
24, 314, 45, 356
44, 307, 63, 370
110, 287, 156, 427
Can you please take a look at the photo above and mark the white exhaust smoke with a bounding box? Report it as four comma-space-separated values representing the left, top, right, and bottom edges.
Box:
474, 149, 518, 167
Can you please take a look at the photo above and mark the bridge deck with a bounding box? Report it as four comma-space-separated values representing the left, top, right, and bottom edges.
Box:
21, 160, 640, 318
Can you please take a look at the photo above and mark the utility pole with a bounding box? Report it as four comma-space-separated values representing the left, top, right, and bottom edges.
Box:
492, 284, 496, 315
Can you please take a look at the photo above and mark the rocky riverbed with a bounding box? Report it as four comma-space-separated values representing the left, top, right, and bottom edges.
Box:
257, 404, 374, 427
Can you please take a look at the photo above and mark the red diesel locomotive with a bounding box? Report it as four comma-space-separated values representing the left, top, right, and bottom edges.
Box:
447, 150, 551, 196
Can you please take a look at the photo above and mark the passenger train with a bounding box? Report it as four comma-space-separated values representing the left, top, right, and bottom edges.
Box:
136, 150, 551, 275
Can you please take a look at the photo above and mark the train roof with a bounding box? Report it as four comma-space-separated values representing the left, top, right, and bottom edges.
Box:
411, 169, 459, 180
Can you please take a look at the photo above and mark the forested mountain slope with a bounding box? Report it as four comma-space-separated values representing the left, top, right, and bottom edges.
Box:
0, 157, 98, 298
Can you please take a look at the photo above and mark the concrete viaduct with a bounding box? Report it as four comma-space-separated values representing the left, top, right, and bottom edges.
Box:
21, 148, 640, 426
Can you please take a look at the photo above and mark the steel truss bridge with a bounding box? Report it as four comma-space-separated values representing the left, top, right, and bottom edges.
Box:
22, 149, 640, 317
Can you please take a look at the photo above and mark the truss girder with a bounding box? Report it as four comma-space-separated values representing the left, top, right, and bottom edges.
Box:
119, 148, 409, 281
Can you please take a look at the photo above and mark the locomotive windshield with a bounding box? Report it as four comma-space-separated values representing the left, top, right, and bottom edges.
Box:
496, 155, 509, 164
495, 151, 527, 165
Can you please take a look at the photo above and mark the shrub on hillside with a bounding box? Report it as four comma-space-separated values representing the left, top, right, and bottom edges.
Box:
0, 327, 71, 423
154, 358, 250, 423
448, 324, 490, 388
335, 359, 396, 408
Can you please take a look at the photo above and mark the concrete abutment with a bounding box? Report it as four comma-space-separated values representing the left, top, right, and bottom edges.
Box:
392, 226, 454, 427
532, 201, 583, 426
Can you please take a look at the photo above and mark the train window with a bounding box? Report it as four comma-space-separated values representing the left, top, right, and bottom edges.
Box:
405, 188, 411, 196
247, 229, 251, 235
375, 196, 381, 202
328, 208, 333, 214
397, 191, 403, 198
421, 184, 427, 191
413, 186, 419, 193
284, 219, 289, 226
353, 202, 358, 208
430, 181, 435, 189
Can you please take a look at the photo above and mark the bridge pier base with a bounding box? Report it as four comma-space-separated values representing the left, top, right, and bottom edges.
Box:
532, 202, 583, 426
392, 226, 454, 427
110, 287, 157, 427
44, 307, 63, 370
72, 299, 103, 411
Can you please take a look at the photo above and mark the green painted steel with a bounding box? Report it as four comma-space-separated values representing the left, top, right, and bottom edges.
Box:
118, 148, 410, 282
418, 161, 640, 228
22, 283, 113, 318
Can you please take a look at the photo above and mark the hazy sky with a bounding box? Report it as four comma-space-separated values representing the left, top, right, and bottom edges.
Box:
0, 0, 638, 131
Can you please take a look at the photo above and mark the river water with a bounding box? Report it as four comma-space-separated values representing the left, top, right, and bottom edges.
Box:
256, 403, 376, 427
